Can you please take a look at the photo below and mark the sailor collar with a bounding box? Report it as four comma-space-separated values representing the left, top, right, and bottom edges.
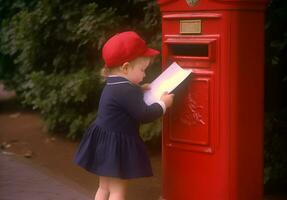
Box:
106, 76, 131, 85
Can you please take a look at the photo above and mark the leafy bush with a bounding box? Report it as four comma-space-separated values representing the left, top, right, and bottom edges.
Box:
0, 0, 37, 80
264, 111, 287, 191
20, 69, 101, 139
0, 0, 162, 140
264, 0, 287, 189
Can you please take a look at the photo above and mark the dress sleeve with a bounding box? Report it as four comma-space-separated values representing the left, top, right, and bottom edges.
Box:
118, 85, 164, 123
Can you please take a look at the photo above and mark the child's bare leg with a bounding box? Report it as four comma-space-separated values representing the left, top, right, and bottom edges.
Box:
108, 177, 128, 200
95, 176, 109, 200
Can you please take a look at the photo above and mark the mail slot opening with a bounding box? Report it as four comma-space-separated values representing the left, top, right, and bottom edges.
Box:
170, 44, 209, 57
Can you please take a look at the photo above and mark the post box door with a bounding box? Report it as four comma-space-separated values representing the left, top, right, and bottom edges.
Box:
160, 12, 229, 199
162, 36, 227, 200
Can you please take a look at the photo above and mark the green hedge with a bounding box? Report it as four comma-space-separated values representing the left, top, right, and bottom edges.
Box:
264, 0, 287, 190
0, 0, 162, 140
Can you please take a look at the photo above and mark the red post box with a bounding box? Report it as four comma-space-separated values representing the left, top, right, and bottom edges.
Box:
157, 0, 267, 200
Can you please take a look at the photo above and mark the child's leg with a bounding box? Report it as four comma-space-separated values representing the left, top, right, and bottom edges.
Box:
108, 177, 128, 200
95, 176, 110, 200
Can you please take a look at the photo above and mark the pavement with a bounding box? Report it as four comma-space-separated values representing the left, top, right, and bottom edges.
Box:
1, 152, 287, 200
0, 84, 91, 200
0, 152, 90, 200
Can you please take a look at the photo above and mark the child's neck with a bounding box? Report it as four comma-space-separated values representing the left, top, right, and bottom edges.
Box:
109, 72, 129, 81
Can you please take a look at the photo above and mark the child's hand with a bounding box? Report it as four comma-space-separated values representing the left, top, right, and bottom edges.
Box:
160, 92, 174, 108
141, 83, 150, 91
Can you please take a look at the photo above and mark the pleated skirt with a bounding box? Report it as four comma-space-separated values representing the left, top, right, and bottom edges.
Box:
74, 123, 153, 179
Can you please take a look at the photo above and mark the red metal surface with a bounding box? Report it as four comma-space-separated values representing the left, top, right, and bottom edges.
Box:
158, 0, 267, 199
158, 0, 266, 11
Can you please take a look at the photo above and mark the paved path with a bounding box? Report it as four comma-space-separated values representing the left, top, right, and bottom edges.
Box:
0, 152, 90, 200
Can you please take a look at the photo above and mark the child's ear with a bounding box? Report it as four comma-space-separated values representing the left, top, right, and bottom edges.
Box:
120, 62, 130, 74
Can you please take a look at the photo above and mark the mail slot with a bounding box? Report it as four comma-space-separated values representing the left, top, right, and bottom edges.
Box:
165, 35, 217, 68
157, 0, 267, 200
169, 44, 208, 57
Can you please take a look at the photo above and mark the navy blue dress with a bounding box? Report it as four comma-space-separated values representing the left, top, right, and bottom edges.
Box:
74, 76, 164, 179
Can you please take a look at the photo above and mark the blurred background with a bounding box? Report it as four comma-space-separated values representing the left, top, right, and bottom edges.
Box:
0, 0, 286, 199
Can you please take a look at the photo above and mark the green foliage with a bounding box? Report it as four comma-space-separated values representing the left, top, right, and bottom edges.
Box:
264, 0, 287, 190
20, 69, 101, 139
0, 0, 37, 19
264, 111, 287, 190
265, 0, 287, 79
140, 119, 162, 141
0, 0, 37, 80
0, 0, 124, 139
0, 0, 162, 140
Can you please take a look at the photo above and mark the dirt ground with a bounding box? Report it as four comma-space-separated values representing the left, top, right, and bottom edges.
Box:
0, 93, 162, 200
0, 85, 286, 200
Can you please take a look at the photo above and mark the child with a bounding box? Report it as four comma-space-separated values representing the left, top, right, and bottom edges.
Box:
74, 31, 174, 200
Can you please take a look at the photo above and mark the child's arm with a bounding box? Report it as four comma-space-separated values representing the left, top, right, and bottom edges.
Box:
141, 84, 174, 111
118, 85, 167, 123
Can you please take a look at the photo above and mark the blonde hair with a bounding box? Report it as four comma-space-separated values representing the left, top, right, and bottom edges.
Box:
129, 56, 151, 67
100, 56, 152, 81
100, 67, 116, 82
100, 67, 112, 78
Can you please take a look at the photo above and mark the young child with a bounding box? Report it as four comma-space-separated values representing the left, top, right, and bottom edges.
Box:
74, 31, 174, 200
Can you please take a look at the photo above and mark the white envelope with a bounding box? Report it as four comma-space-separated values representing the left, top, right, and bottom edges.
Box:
144, 62, 193, 105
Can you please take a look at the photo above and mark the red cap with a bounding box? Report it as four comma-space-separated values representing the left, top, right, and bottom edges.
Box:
102, 31, 160, 68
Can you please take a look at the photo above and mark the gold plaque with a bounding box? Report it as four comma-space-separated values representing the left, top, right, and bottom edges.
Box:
180, 20, 202, 34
